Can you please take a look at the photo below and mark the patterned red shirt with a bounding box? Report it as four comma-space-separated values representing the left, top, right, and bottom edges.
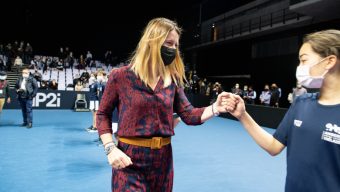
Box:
97, 66, 205, 137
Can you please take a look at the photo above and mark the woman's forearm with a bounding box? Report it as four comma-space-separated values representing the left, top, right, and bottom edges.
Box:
238, 112, 285, 156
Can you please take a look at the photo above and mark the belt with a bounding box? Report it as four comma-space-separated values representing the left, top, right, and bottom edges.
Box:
118, 136, 171, 149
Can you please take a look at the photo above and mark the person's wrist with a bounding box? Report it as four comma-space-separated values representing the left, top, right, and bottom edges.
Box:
104, 142, 116, 155
237, 111, 247, 121
212, 102, 220, 116
103, 141, 114, 147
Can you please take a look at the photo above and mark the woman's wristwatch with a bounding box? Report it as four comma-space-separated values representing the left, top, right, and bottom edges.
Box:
104, 142, 116, 155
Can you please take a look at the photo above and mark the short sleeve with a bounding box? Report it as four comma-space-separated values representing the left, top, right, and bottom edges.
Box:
273, 102, 297, 146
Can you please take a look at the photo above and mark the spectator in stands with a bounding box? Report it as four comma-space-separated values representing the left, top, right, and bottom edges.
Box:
0, 71, 11, 118
184, 80, 191, 93
49, 79, 58, 90
244, 85, 256, 104
259, 84, 271, 106
24, 42, 33, 64
224, 29, 340, 192
29, 58, 38, 69
84, 72, 95, 88
231, 83, 243, 96
80, 71, 90, 84
49, 57, 56, 69
199, 79, 206, 94
12, 41, 18, 56
67, 52, 74, 68
270, 83, 280, 107
191, 70, 200, 94
104, 50, 112, 66
59, 47, 65, 60
78, 55, 85, 69
242, 85, 249, 103
291, 83, 307, 102
15, 68, 38, 128
211, 82, 223, 104
96, 18, 228, 191
42, 56, 47, 73
14, 56, 23, 73
33, 69, 42, 83
64, 47, 70, 60
242, 85, 248, 97
17, 43, 24, 60
86, 51, 92, 67
74, 81, 83, 91
205, 82, 212, 96
39, 80, 48, 90
57, 59, 64, 70
89, 60, 96, 68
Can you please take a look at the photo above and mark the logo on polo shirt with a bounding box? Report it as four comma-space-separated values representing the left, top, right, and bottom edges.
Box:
294, 119, 303, 127
321, 123, 340, 145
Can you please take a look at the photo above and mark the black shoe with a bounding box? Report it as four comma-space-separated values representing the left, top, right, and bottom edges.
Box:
26, 123, 32, 128
87, 127, 98, 133
21, 123, 28, 127
86, 125, 93, 131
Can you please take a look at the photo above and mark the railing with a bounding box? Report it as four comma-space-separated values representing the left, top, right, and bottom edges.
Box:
290, 0, 308, 5
203, 8, 304, 43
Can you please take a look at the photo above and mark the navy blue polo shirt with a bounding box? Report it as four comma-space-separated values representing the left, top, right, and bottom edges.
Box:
97, 82, 105, 101
89, 83, 98, 101
273, 93, 340, 192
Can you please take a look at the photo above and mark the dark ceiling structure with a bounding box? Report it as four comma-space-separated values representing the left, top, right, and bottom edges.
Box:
1, 0, 254, 59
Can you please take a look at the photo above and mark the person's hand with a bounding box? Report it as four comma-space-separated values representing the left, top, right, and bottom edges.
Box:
17, 88, 24, 93
213, 92, 228, 113
6, 97, 11, 103
214, 92, 238, 113
221, 93, 246, 119
107, 147, 133, 169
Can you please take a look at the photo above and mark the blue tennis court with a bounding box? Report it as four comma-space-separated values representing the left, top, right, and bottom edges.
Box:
0, 110, 286, 192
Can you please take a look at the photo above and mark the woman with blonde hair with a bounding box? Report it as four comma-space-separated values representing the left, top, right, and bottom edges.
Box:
96, 17, 228, 191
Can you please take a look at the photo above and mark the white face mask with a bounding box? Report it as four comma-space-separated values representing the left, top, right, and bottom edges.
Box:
22, 74, 29, 78
296, 57, 328, 88
97, 76, 103, 82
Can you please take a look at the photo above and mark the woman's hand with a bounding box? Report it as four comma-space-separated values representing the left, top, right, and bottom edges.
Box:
221, 93, 246, 119
215, 92, 240, 114
107, 147, 133, 169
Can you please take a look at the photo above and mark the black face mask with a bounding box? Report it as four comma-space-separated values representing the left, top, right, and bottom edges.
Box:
161, 46, 176, 66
